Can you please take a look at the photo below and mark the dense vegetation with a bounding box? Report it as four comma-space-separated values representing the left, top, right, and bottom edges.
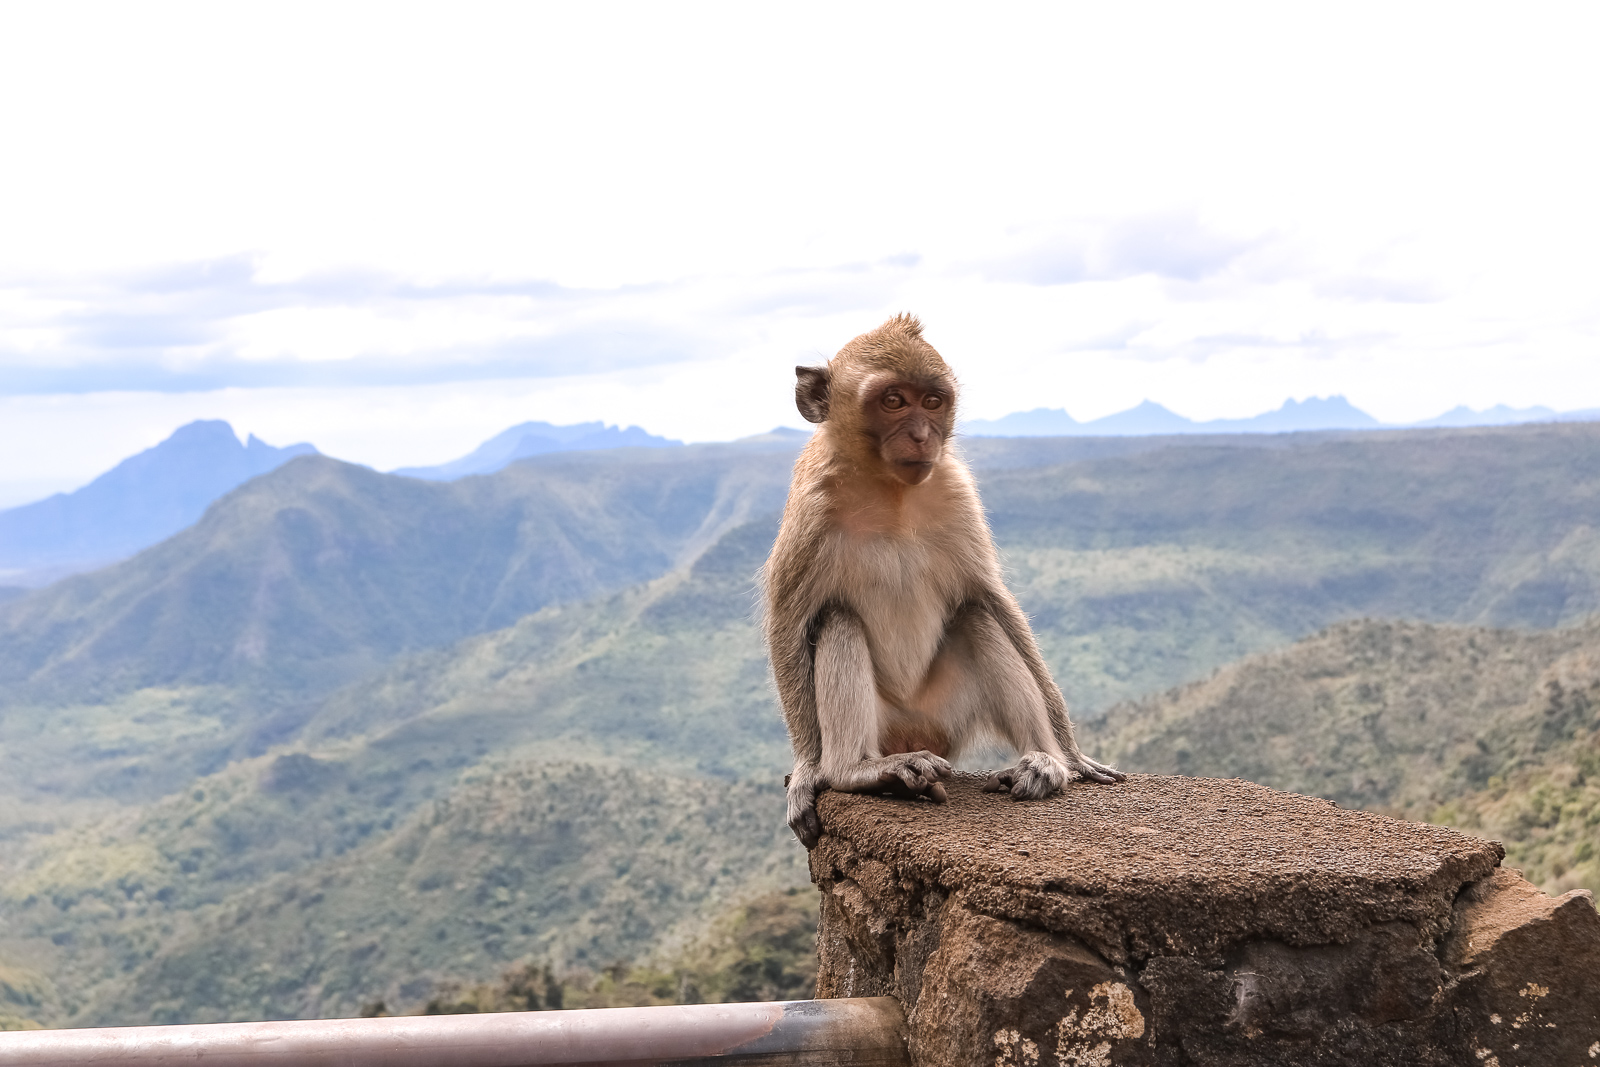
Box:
2, 423, 1598, 1028
412, 888, 818, 1016
1084, 617, 1600, 894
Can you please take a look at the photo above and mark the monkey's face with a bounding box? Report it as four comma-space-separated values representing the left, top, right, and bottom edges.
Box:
861, 376, 951, 485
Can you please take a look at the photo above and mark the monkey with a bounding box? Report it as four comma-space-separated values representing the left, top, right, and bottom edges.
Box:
762, 314, 1125, 849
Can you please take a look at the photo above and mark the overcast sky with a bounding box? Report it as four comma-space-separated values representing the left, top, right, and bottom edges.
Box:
1, 2, 1596, 502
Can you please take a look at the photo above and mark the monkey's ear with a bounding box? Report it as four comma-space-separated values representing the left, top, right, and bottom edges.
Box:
795, 366, 831, 424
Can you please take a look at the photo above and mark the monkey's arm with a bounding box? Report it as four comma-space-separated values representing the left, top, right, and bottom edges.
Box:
769, 579, 825, 849
779, 605, 952, 847
763, 519, 847, 848
763, 523, 826, 768
982, 587, 1126, 784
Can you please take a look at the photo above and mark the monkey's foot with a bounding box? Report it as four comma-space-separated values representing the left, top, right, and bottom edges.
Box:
1066, 752, 1127, 784
983, 751, 1071, 799
869, 750, 952, 803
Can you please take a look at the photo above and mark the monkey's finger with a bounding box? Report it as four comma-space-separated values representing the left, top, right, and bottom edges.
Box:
878, 769, 926, 798
880, 766, 912, 788
926, 782, 948, 803
896, 765, 928, 791
1077, 760, 1127, 783
981, 772, 1012, 793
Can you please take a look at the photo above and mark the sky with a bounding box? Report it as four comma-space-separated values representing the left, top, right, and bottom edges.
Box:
1, 2, 1597, 504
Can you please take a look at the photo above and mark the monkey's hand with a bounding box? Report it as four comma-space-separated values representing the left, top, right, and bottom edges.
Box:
872, 750, 952, 803
786, 767, 823, 850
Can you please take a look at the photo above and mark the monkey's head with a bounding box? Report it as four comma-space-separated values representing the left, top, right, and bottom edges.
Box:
795, 314, 956, 486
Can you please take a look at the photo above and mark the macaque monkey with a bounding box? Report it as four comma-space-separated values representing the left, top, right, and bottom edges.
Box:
764, 314, 1124, 848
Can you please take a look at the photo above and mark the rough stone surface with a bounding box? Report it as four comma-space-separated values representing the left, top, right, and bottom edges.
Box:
810, 774, 1600, 1067
1441, 867, 1600, 1065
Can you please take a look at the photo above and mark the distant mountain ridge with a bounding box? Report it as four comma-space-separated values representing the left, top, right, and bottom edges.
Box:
5, 421, 1600, 717
964, 396, 1600, 437
7, 400, 1598, 591
0, 444, 796, 703
0, 419, 686, 589
0, 421, 315, 587
392, 421, 681, 481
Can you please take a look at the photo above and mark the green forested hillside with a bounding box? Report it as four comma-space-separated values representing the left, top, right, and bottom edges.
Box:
988, 424, 1600, 709
0, 442, 798, 705
1084, 617, 1600, 893
411, 887, 819, 1015
0, 518, 799, 1026
3, 423, 1600, 1028
7, 763, 802, 1024
640, 887, 819, 1007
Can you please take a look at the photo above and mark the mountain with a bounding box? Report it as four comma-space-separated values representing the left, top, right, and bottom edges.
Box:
0, 421, 315, 588
976, 422, 1600, 710
965, 399, 1193, 436
392, 421, 682, 481
1412, 404, 1600, 428
285, 420, 1600, 756
6, 421, 1600, 1027
963, 408, 1084, 436
1198, 395, 1382, 432
0, 442, 795, 706
6, 422, 1600, 840
1415, 403, 1561, 428
965, 395, 1600, 438
966, 396, 1381, 437
5, 422, 1600, 717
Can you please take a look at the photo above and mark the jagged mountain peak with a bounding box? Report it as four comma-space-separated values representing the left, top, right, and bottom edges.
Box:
0, 421, 316, 585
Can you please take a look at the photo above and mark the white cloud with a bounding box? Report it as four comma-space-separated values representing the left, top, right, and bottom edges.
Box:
0, 1, 1596, 488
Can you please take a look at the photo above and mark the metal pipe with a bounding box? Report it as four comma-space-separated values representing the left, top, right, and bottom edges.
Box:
0, 996, 907, 1067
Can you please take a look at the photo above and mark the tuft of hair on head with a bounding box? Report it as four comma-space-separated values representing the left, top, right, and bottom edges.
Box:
883, 312, 923, 339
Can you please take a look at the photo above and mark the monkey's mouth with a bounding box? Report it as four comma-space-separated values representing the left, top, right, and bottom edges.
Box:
895, 460, 935, 484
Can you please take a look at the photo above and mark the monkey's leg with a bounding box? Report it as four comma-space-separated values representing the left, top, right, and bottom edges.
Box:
935, 605, 1111, 798
814, 611, 952, 801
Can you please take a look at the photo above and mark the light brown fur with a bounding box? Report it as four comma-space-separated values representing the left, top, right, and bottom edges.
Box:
763, 314, 1123, 848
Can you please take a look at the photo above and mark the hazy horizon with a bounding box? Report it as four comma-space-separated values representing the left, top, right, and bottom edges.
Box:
7, 392, 1596, 510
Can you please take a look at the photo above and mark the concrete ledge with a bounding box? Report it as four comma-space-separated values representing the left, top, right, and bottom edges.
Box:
810, 774, 1600, 1067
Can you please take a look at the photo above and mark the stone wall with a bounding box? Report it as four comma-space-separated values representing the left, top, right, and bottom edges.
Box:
810, 774, 1600, 1067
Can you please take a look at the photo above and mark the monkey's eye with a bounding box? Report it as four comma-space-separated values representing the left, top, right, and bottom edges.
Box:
923, 395, 944, 410
882, 392, 906, 410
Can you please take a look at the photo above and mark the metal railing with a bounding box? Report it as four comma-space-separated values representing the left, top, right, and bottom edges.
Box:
0, 996, 907, 1067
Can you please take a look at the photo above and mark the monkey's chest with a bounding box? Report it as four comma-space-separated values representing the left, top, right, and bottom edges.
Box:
832, 535, 962, 695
